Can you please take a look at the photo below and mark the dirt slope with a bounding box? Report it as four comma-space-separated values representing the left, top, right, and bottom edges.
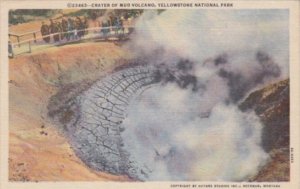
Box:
240, 79, 289, 181
9, 41, 133, 181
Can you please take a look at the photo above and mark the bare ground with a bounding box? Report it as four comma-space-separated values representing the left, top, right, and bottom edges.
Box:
9, 41, 133, 181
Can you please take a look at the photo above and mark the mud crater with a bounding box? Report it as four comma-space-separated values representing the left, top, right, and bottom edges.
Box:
48, 65, 158, 179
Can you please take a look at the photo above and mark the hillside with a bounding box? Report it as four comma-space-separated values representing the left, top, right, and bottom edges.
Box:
9, 41, 133, 181
240, 79, 289, 181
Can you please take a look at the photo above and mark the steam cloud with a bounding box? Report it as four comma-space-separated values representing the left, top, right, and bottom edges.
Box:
122, 85, 268, 181
119, 10, 289, 180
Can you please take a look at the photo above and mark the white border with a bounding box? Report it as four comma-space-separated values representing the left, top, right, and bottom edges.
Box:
0, 1, 299, 189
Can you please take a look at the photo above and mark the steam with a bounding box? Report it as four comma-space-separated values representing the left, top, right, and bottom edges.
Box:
118, 10, 288, 180
122, 85, 268, 181
128, 9, 288, 77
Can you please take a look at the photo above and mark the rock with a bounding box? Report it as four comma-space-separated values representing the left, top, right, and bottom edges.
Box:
240, 79, 289, 181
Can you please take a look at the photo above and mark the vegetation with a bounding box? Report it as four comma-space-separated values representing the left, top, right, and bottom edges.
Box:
9, 9, 157, 25
9, 9, 61, 25
64, 10, 144, 20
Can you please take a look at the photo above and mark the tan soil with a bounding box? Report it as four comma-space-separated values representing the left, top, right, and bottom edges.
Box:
9, 41, 133, 181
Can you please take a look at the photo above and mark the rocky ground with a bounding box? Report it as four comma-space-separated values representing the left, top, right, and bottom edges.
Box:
240, 79, 290, 181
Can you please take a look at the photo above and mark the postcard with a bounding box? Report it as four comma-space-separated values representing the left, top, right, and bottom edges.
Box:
0, 1, 299, 189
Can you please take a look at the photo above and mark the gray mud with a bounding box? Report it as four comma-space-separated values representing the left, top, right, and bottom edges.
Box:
47, 65, 157, 180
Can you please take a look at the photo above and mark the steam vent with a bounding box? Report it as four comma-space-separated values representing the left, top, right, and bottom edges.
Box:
47, 61, 289, 181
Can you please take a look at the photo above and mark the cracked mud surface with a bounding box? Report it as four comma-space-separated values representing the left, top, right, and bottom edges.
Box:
49, 65, 157, 179
47, 62, 290, 181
